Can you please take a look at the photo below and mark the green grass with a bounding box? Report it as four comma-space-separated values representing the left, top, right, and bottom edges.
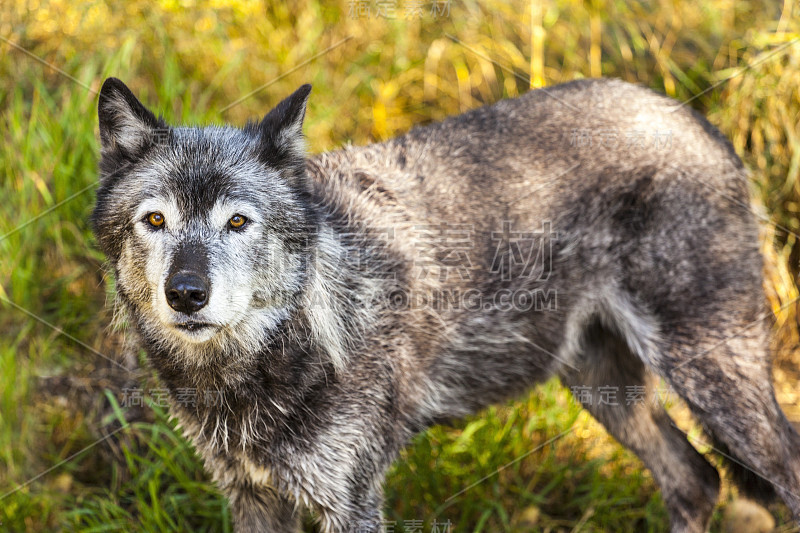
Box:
385, 379, 670, 532
65, 396, 231, 533
1, 0, 799, 531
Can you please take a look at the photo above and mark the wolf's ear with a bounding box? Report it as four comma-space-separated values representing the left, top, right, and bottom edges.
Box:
98, 78, 162, 155
258, 84, 312, 159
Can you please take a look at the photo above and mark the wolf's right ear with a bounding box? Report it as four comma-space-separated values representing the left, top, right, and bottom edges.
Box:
98, 78, 163, 155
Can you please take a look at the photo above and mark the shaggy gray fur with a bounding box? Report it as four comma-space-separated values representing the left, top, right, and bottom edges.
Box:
93, 77, 800, 532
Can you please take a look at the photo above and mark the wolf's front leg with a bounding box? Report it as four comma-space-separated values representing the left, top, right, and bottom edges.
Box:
227, 484, 301, 533
317, 490, 384, 533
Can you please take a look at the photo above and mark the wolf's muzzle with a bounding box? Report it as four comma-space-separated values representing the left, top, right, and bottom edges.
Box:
165, 272, 210, 314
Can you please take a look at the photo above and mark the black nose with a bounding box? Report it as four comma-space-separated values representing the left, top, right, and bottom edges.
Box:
165, 272, 209, 314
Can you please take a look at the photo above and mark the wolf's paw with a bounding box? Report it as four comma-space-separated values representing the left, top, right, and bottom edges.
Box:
722, 499, 775, 533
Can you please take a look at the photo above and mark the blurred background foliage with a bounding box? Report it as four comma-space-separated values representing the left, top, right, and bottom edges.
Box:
0, 0, 799, 531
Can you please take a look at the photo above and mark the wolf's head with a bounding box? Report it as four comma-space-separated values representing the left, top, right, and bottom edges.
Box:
92, 78, 323, 368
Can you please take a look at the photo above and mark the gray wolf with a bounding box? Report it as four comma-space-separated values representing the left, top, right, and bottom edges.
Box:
92, 76, 800, 532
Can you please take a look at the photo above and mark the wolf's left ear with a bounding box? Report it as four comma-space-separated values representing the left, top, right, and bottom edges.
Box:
258, 84, 312, 160
98, 77, 163, 155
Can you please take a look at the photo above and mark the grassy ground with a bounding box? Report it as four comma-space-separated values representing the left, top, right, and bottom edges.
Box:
1, 0, 799, 530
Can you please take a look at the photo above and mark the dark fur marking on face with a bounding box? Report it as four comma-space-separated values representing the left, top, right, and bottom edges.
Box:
168, 241, 210, 280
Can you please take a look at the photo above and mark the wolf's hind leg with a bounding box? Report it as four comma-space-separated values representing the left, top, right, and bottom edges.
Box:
663, 318, 800, 519
561, 320, 719, 533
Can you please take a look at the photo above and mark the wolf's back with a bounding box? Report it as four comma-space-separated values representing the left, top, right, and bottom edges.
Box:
307, 78, 752, 289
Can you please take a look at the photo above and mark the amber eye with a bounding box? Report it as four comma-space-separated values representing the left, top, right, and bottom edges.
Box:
229, 214, 247, 229
147, 212, 165, 228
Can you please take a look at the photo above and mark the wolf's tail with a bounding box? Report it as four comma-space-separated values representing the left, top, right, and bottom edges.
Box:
708, 432, 776, 503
